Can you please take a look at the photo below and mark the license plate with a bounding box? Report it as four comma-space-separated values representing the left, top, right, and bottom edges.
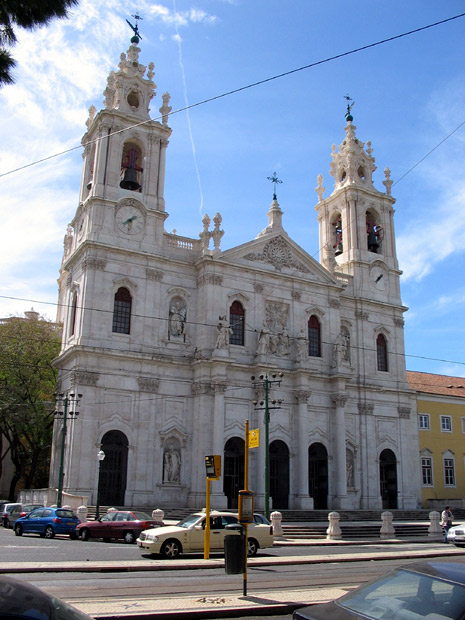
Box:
67, 522, 75, 525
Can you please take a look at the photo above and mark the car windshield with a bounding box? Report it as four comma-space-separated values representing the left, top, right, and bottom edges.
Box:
339, 568, 465, 620
177, 514, 203, 528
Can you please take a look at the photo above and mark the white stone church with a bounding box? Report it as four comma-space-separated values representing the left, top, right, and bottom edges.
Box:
50, 37, 421, 512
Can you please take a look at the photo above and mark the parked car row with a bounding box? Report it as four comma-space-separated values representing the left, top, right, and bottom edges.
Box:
4, 506, 274, 557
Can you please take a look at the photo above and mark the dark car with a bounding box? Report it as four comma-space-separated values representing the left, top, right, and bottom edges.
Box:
0, 573, 92, 619
77, 510, 164, 544
4, 503, 44, 529
293, 560, 465, 620
14, 507, 80, 539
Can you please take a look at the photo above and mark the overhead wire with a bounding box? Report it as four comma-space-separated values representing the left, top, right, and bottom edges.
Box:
1, 11, 465, 180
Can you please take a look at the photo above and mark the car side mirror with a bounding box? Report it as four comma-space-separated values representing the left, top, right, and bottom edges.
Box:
195, 525, 203, 531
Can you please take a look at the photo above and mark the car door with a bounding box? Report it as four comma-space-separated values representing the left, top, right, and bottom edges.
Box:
112, 512, 129, 538
24, 509, 45, 533
189, 517, 208, 551
96, 512, 117, 537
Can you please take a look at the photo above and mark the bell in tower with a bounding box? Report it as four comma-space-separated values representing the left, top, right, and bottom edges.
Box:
120, 146, 142, 191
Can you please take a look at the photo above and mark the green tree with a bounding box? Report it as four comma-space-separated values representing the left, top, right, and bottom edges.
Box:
0, 315, 61, 499
0, 0, 78, 86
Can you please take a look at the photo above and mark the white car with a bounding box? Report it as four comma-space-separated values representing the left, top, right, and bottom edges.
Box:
137, 510, 274, 558
447, 524, 465, 547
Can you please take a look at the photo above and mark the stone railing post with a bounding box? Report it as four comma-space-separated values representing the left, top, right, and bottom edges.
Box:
326, 511, 342, 540
271, 511, 283, 536
428, 511, 442, 538
152, 508, 165, 524
380, 511, 395, 538
77, 505, 88, 522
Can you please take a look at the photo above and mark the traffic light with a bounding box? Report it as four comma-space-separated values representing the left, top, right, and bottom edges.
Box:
205, 455, 221, 479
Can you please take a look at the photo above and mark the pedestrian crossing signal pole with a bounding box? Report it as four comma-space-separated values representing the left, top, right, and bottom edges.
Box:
238, 420, 254, 596
204, 455, 221, 559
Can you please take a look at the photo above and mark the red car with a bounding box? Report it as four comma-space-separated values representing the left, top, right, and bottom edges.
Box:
77, 510, 163, 544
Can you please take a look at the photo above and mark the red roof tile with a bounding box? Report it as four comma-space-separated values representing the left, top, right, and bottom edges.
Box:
406, 371, 465, 398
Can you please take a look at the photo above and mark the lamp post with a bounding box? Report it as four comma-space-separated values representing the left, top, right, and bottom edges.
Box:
54, 393, 82, 508
95, 449, 105, 520
251, 373, 283, 520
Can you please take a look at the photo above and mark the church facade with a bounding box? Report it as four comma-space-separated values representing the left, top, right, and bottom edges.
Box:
50, 39, 421, 511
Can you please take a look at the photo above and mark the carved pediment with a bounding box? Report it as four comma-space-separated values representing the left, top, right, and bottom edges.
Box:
244, 236, 309, 273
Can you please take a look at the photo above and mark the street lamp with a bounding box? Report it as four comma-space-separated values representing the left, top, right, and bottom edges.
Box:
54, 393, 82, 508
95, 449, 105, 520
251, 373, 283, 520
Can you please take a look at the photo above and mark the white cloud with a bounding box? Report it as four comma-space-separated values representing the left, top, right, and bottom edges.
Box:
147, 3, 217, 26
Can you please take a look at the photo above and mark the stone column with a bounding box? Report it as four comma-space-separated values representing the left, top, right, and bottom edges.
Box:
157, 138, 169, 210
294, 390, 313, 509
332, 393, 347, 508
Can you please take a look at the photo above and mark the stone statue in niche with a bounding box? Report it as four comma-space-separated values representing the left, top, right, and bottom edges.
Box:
332, 330, 351, 368
346, 451, 354, 488
277, 327, 290, 356
256, 323, 270, 355
168, 299, 186, 339
163, 445, 181, 483
215, 315, 233, 349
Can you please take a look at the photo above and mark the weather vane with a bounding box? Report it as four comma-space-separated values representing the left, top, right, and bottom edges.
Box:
344, 94, 354, 122
267, 172, 283, 200
126, 13, 143, 43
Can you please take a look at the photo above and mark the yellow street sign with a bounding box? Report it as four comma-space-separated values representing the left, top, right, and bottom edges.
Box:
249, 428, 259, 448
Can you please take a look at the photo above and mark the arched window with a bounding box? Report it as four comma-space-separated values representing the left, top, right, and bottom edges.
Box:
112, 287, 132, 334
366, 210, 383, 253
308, 315, 321, 357
376, 334, 388, 371
229, 301, 245, 346
69, 292, 77, 337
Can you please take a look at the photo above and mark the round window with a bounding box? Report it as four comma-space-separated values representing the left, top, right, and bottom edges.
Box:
127, 91, 140, 108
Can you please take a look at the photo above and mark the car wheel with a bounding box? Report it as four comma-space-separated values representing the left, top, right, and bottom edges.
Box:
161, 539, 181, 559
247, 538, 259, 556
14, 525, 22, 536
69, 532, 78, 540
80, 529, 90, 541
123, 531, 135, 544
44, 526, 55, 539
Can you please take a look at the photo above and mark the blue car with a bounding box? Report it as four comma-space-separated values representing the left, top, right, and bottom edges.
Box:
14, 506, 80, 539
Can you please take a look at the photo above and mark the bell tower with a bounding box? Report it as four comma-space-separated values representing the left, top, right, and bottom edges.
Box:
315, 102, 400, 302
74, 30, 173, 252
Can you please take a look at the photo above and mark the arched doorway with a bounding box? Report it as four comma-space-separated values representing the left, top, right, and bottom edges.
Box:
380, 448, 397, 509
308, 443, 328, 509
224, 437, 244, 509
270, 440, 289, 509
99, 430, 128, 507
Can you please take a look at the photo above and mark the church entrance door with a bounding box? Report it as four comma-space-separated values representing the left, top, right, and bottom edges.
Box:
99, 430, 128, 507
380, 449, 397, 509
270, 440, 289, 509
224, 437, 244, 509
308, 443, 328, 509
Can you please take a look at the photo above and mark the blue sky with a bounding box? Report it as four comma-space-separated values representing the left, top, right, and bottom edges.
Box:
0, 0, 464, 377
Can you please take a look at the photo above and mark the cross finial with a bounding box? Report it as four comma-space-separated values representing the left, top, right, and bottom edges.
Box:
267, 172, 283, 200
126, 14, 143, 43
344, 94, 354, 122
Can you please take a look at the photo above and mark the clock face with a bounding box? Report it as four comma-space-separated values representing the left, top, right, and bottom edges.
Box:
116, 205, 145, 235
370, 265, 387, 291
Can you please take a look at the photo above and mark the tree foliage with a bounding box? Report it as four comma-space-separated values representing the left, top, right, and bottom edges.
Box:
0, 0, 79, 86
0, 315, 61, 498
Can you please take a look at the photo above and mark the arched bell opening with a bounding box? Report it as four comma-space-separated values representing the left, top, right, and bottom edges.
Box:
120, 142, 143, 192
366, 209, 383, 253
331, 212, 343, 255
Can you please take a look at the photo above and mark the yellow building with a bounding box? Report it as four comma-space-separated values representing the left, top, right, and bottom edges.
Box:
407, 371, 465, 509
